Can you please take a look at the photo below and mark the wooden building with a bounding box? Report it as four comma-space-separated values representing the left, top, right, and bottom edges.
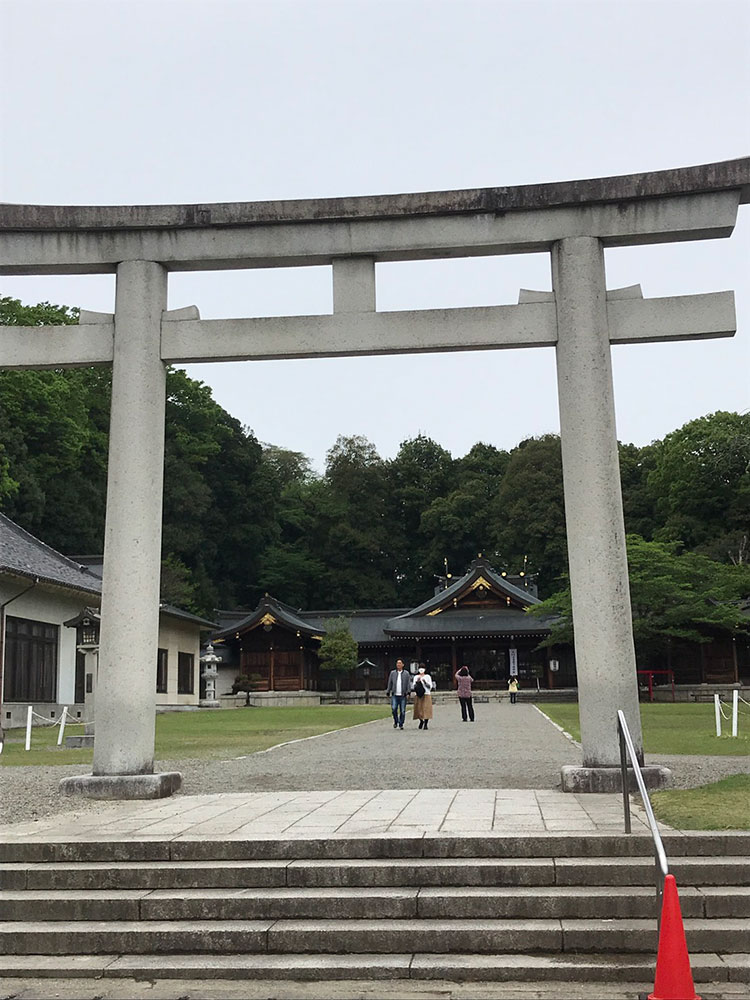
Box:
211, 556, 574, 694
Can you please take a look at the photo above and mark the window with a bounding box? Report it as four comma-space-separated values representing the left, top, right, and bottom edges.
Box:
3, 616, 58, 702
177, 652, 194, 694
156, 648, 168, 693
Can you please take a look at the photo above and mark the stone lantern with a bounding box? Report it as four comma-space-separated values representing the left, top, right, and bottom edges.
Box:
200, 644, 221, 708
63, 607, 101, 746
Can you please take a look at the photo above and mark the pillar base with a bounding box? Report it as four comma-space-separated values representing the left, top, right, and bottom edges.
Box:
561, 764, 671, 793
59, 771, 182, 800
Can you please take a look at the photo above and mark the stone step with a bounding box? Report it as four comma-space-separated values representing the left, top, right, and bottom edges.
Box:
4, 884, 748, 921
4, 855, 748, 891
5, 855, 749, 892
1, 917, 748, 956
557, 856, 750, 887
0, 951, 746, 984
2, 831, 748, 864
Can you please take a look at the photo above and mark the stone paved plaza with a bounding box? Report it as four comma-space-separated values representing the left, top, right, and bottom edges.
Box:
0, 786, 656, 844
0, 704, 664, 840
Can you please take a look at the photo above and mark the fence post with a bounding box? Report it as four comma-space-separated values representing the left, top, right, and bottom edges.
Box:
732, 689, 739, 738
57, 706, 69, 747
714, 694, 722, 738
25, 706, 33, 751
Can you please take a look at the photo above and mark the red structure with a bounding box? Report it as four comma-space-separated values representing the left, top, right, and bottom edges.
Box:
638, 669, 676, 702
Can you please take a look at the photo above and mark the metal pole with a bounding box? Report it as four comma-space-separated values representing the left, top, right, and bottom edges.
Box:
618, 718, 631, 833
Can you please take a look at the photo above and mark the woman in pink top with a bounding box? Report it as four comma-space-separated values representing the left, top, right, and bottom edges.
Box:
454, 665, 475, 722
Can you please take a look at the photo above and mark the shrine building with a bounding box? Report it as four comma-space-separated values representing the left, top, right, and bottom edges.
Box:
210, 556, 575, 695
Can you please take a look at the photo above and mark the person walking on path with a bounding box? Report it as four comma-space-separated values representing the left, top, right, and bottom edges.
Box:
508, 676, 519, 704
412, 663, 434, 730
454, 665, 475, 722
386, 658, 411, 730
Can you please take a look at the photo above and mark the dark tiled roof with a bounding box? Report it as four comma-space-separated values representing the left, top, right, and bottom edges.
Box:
213, 595, 322, 640
394, 556, 540, 620
385, 607, 552, 637
1, 515, 214, 627
159, 603, 218, 629
303, 610, 400, 645
0, 513, 102, 597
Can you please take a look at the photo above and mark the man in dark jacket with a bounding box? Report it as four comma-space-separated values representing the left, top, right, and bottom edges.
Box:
386, 658, 411, 730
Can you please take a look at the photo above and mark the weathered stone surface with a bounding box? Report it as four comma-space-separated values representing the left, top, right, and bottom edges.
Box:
1, 889, 146, 921
0, 954, 117, 978
722, 953, 750, 982
2, 158, 747, 230
266, 918, 563, 954
700, 887, 750, 918
411, 951, 728, 983
140, 887, 419, 921
0, 920, 272, 955
285, 857, 555, 888
106, 952, 412, 980
59, 772, 182, 800
560, 764, 671, 793
23, 860, 289, 891
416, 885, 702, 921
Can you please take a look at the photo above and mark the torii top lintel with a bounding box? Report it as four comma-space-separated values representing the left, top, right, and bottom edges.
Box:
0, 157, 748, 275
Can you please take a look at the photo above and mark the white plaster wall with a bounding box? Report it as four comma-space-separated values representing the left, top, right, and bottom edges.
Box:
1, 580, 202, 713
156, 617, 200, 707
0, 581, 89, 705
216, 663, 238, 698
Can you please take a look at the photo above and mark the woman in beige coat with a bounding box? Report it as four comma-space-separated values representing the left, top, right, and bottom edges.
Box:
412, 664, 434, 730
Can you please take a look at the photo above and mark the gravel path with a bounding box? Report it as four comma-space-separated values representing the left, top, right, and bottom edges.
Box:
2, 702, 748, 828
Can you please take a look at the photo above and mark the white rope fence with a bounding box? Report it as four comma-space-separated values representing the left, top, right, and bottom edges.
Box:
713, 691, 747, 738
23, 705, 86, 751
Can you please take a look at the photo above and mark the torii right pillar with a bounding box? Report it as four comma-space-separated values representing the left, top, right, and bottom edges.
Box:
553, 236, 667, 792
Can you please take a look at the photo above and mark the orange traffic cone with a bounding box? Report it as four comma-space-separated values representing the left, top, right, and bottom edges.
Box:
648, 874, 701, 1000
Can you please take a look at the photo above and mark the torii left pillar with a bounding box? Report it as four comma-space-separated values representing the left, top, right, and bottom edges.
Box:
60, 261, 181, 799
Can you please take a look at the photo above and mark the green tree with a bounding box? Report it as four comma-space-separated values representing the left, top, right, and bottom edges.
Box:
317, 617, 358, 701
491, 434, 568, 596
0, 296, 107, 551
386, 435, 455, 604
318, 436, 394, 607
420, 442, 510, 583
261, 444, 313, 489
619, 441, 657, 539
231, 672, 263, 706
648, 412, 750, 556
0, 298, 276, 615
532, 535, 750, 664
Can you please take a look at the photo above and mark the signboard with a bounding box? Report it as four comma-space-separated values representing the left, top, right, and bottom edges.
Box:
508, 648, 518, 676
549, 659, 559, 673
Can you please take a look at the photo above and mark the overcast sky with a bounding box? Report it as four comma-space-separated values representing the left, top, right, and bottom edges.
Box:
1, 0, 748, 471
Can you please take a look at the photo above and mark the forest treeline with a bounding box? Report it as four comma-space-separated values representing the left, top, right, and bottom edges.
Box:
2, 296, 749, 617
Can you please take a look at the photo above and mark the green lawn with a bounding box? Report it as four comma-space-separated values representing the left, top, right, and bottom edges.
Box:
537, 702, 750, 756
651, 775, 750, 830
0, 705, 391, 767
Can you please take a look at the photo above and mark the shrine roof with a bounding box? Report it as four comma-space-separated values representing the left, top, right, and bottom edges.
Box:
385, 607, 552, 637
212, 594, 323, 640
393, 555, 540, 620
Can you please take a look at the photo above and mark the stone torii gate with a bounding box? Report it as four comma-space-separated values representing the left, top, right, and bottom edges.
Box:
1, 158, 748, 798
